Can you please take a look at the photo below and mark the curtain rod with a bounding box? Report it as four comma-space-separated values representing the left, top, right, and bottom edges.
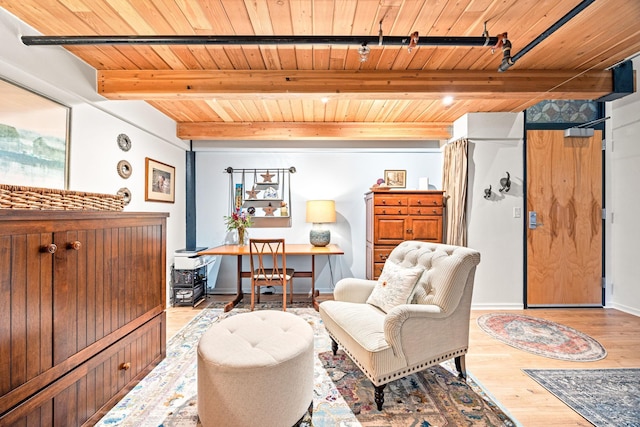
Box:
225, 167, 296, 174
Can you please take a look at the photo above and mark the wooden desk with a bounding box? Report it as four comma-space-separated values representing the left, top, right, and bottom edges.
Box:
199, 243, 344, 311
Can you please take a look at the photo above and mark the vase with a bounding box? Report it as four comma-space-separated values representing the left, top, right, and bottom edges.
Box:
237, 227, 247, 245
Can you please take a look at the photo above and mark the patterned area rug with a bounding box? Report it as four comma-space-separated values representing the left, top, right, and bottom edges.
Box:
477, 313, 607, 361
97, 306, 515, 426
523, 368, 640, 426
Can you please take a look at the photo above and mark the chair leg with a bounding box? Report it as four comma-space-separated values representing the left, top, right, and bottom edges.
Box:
282, 282, 287, 311
250, 283, 255, 311
455, 355, 467, 380
330, 337, 338, 355
289, 279, 294, 304
373, 383, 386, 411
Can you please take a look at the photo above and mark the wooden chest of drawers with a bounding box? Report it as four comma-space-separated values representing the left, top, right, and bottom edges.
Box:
365, 190, 444, 279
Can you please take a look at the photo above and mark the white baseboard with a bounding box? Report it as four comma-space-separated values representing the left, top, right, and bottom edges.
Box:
606, 302, 640, 317
471, 303, 524, 311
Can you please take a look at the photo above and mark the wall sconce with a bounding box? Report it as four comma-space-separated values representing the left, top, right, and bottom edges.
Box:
484, 185, 492, 200
306, 200, 336, 247
499, 172, 511, 193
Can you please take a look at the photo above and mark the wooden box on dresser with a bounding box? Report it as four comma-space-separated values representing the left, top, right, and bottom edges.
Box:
0, 210, 168, 426
365, 190, 445, 279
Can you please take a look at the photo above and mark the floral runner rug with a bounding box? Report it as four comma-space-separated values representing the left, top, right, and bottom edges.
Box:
97, 306, 516, 426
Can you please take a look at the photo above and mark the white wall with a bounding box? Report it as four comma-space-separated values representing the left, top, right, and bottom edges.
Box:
0, 8, 188, 301
194, 147, 443, 294
452, 113, 525, 309
607, 56, 640, 316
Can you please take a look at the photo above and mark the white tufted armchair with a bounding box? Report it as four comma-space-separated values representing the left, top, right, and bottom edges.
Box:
319, 241, 481, 410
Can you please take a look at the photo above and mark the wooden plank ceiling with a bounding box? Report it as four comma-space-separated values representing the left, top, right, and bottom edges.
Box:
2, 0, 640, 141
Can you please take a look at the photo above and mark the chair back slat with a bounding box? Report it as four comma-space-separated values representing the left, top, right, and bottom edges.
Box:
249, 239, 287, 286
249, 238, 293, 310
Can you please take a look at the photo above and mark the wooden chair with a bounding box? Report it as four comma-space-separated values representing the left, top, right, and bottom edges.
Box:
249, 239, 294, 311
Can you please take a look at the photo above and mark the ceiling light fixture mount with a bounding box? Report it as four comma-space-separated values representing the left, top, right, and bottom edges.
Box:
358, 44, 371, 62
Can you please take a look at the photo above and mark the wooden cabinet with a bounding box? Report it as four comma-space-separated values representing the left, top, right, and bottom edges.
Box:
0, 211, 168, 426
365, 190, 444, 279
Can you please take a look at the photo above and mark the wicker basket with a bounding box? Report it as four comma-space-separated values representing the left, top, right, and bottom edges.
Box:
0, 184, 124, 211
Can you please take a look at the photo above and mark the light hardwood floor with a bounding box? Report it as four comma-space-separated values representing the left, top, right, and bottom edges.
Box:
166, 295, 640, 427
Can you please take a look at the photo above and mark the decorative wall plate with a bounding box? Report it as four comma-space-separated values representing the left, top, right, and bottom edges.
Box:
117, 187, 132, 205
117, 133, 131, 151
117, 160, 132, 179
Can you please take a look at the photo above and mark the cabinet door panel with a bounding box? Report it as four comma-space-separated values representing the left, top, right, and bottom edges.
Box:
0, 232, 54, 398
410, 217, 443, 242
53, 224, 164, 363
374, 217, 407, 244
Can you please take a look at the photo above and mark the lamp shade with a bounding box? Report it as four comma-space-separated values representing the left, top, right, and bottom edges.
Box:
306, 200, 336, 223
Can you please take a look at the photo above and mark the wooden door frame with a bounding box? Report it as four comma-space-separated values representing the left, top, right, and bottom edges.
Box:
522, 116, 606, 308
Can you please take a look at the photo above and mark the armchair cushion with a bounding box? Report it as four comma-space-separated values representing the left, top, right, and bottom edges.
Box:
366, 262, 424, 313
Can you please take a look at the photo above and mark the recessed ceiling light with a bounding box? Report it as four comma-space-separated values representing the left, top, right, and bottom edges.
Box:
321, 97, 329, 104
442, 96, 454, 106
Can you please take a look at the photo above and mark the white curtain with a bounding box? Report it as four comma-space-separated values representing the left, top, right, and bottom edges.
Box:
442, 138, 468, 246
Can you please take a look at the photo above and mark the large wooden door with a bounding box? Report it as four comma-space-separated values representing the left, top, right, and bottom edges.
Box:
526, 130, 603, 306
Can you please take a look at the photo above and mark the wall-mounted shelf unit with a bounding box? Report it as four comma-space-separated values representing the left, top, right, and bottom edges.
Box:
225, 166, 296, 228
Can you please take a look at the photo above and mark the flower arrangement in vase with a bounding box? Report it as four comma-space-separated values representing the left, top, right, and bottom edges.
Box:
224, 208, 253, 245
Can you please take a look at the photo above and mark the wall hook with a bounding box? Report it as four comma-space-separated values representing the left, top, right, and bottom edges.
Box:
499, 172, 511, 193
484, 185, 492, 199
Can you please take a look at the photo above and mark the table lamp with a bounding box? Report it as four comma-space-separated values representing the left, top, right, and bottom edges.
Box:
306, 200, 336, 247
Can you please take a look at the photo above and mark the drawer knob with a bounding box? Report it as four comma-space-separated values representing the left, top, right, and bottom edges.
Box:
379, 254, 388, 260
397, 209, 402, 214
417, 200, 422, 204
120, 362, 131, 371
68, 241, 82, 250
41, 243, 57, 254
433, 209, 437, 213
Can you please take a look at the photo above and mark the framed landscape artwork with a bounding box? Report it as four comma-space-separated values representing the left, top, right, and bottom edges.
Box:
0, 78, 70, 189
145, 157, 175, 203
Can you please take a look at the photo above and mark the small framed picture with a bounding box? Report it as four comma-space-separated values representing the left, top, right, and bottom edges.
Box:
384, 170, 406, 188
145, 157, 175, 203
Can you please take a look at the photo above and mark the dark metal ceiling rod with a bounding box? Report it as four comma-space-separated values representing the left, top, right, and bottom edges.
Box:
498, 0, 596, 72
21, 34, 499, 47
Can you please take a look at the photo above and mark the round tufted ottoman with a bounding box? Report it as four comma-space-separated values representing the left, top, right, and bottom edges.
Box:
197, 310, 314, 427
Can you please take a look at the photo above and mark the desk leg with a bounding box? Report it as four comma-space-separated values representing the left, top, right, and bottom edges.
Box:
311, 254, 320, 311
224, 254, 244, 312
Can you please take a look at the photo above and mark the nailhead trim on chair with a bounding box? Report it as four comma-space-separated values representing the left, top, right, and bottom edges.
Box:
329, 332, 467, 386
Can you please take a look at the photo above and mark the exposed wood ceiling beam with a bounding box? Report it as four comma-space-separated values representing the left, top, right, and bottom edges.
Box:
177, 122, 452, 141
98, 70, 613, 101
